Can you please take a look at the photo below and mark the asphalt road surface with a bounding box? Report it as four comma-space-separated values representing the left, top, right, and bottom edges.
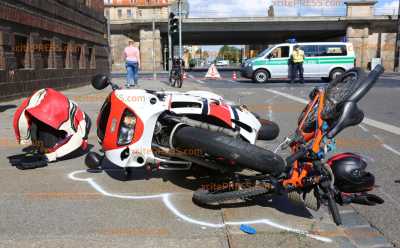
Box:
0, 70, 399, 247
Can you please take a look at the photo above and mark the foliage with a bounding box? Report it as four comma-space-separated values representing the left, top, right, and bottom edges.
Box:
217, 45, 241, 63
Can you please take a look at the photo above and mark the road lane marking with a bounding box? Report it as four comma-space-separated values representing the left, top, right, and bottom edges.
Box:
187, 74, 205, 84
382, 144, 400, 156
68, 170, 332, 243
359, 124, 370, 132
264, 88, 400, 136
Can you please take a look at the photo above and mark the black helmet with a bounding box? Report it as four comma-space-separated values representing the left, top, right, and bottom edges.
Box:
328, 153, 375, 193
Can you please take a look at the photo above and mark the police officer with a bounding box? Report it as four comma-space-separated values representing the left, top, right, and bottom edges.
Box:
290, 45, 305, 84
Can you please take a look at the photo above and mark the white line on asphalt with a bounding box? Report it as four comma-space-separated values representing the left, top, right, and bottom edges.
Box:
187, 74, 205, 84
264, 88, 400, 136
359, 124, 370, 133
68, 170, 332, 243
382, 144, 400, 156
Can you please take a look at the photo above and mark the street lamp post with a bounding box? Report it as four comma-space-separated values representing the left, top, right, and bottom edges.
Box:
152, 9, 156, 80
178, 0, 182, 60
396, 1, 400, 71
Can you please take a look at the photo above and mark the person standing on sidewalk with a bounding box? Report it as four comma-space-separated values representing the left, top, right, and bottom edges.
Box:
124, 40, 140, 88
290, 45, 305, 84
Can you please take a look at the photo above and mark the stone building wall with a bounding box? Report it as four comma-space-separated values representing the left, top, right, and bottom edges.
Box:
0, 0, 110, 101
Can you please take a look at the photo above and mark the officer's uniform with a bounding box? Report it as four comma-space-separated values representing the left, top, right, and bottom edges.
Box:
290, 48, 305, 84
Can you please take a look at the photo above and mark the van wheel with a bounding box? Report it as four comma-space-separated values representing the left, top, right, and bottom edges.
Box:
329, 68, 345, 81
253, 69, 269, 83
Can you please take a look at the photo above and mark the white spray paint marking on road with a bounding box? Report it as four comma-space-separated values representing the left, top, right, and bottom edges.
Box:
68, 170, 332, 243
370, 134, 400, 157
264, 89, 400, 136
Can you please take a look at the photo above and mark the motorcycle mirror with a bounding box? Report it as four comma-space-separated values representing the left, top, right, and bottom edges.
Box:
91, 74, 110, 90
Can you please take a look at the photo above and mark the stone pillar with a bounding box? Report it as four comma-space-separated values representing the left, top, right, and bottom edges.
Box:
380, 32, 397, 70
344, 0, 376, 17
140, 28, 162, 72
347, 25, 370, 68
66, 41, 74, 69
53, 37, 63, 69
29, 33, 42, 69
0, 27, 16, 71
79, 44, 87, 69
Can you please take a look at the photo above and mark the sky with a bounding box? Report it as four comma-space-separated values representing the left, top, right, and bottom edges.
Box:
187, 0, 398, 17
187, 0, 399, 54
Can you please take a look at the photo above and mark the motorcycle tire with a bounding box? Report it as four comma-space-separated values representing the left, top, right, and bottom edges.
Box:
172, 126, 285, 176
193, 187, 271, 205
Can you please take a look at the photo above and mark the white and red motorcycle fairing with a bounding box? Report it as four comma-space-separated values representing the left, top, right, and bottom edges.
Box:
13, 88, 90, 162
99, 89, 262, 168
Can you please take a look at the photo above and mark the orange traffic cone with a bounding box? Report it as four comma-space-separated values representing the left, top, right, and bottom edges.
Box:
232, 71, 237, 81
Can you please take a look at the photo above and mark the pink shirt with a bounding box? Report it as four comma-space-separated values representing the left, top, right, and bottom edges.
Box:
124, 46, 140, 63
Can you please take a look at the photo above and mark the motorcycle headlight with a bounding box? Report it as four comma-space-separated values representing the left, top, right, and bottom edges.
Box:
117, 109, 136, 146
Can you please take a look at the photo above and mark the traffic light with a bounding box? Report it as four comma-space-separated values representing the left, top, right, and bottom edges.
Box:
169, 12, 179, 35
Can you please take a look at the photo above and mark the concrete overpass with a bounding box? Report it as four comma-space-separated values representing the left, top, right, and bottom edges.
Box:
109, 6, 398, 71
111, 16, 397, 44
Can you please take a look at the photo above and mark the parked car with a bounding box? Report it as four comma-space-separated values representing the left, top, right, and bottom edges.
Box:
216, 60, 230, 67
241, 42, 355, 83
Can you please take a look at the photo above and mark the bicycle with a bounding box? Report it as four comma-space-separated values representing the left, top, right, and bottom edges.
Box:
169, 58, 184, 88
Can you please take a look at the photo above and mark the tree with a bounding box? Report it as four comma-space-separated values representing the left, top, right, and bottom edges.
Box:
217, 45, 241, 63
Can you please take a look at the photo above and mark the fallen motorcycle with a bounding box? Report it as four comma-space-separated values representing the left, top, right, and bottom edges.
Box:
86, 65, 384, 225
86, 74, 281, 176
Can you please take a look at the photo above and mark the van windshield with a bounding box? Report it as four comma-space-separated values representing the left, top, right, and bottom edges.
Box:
256, 47, 273, 58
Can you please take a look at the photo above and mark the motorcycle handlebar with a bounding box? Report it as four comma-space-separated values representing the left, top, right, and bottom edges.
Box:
285, 147, 307, 166
349, 64, 384, 103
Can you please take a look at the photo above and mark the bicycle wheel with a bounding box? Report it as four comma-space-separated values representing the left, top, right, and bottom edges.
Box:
323, 68, 366, 120
176, 74, 183, 88
171, 74, 176, 87
169, 72, 173, 86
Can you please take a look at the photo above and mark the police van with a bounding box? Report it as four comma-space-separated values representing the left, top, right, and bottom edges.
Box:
240, 42, 355, 83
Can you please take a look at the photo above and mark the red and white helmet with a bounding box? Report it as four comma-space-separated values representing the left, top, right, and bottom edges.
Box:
13, 88, 91, 162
